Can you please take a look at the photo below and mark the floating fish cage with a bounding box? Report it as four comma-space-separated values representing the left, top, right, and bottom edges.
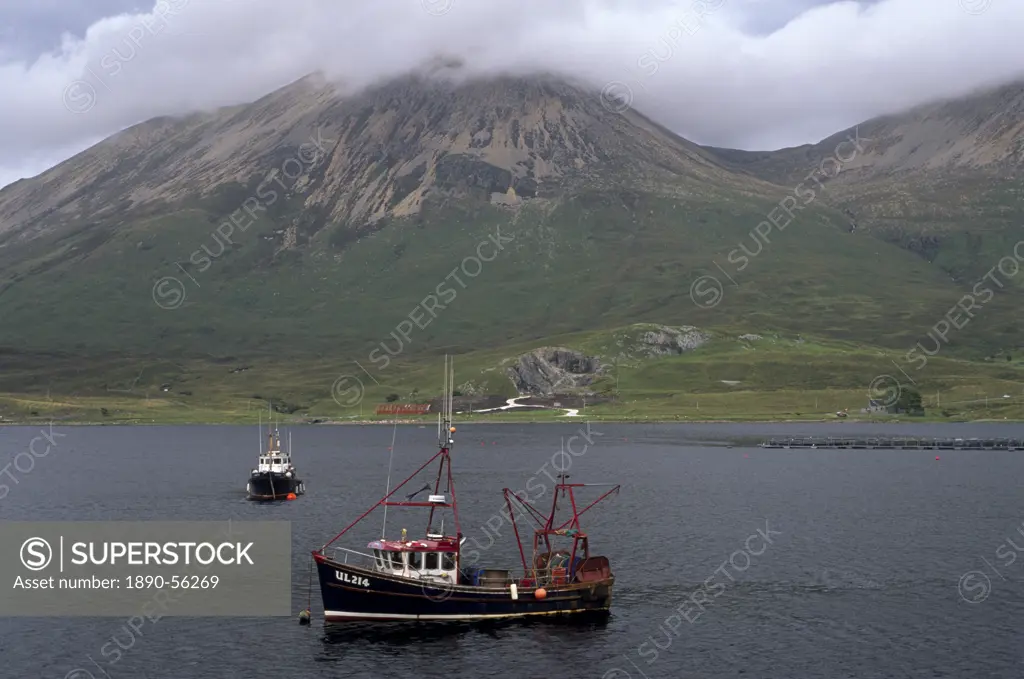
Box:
758, 437, 1022, 450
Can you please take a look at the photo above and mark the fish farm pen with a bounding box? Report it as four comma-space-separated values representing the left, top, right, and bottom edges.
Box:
759, 437, 1023, 450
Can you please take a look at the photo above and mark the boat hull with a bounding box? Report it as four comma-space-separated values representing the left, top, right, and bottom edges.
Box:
246, 472, 304, 501
314, 556, 613, 622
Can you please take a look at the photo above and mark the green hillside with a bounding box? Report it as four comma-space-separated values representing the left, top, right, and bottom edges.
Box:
3, 327, 1024, 424
3, 188, 1019, 359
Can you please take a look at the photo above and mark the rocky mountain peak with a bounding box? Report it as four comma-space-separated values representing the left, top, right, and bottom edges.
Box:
0, 71, 759, 246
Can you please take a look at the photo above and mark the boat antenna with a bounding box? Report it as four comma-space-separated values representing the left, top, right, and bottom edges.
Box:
444, 355, 454, 440
436, 360, 444, 446
258, 409, 263, 454
381, 422, 398, 539
439, 355, 449, 447
269, 401, 275, 441
437, 359, 444, 445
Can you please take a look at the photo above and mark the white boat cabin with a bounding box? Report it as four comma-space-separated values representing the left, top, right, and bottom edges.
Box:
367, 538, 459, 583
256, 431, 295, 475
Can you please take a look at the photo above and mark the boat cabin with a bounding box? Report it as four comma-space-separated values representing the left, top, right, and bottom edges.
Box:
256, 432, 294, 474
367, 538, 459, 583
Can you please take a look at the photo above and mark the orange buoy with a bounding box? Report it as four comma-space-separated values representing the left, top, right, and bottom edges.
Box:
535, 587, 547, 599
450, 426, 456, 433
286, 493, 297, 500
935, 456, 940, 460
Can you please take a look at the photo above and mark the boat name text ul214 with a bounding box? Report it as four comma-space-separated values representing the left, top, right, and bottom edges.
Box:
335, 571, 370, 587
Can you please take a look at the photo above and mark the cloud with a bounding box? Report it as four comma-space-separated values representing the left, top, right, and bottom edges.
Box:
1, 0, 1023, 189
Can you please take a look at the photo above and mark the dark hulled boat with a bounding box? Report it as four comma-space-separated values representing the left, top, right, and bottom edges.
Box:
247, 428, 305, 501
311, 357, 619, 622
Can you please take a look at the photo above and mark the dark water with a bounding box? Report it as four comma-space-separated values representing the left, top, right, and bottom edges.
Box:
1, 422, 1023, 678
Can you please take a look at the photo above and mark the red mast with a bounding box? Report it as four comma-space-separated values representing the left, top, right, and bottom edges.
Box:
315, 356, 461, 555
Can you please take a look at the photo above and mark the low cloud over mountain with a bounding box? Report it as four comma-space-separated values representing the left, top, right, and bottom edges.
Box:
2, 0, 1023, 189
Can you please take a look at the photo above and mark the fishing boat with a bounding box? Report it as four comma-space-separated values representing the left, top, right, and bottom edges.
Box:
310, 357, 619, 622
247, 424, 305, 501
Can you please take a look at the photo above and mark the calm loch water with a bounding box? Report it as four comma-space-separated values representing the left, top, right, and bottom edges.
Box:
1, 422, 1022, 678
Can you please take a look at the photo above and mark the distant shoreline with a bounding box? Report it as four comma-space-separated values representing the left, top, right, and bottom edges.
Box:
1, 416, 1018, 427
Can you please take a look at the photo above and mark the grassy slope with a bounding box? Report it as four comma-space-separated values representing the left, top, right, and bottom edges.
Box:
2, 182, 1022, 424
706, 142, 1024, 337
3, 187, 1016, 354
3, 328, 1023, 424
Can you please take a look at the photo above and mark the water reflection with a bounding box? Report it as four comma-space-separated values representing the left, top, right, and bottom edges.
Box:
319, 614, 610, 650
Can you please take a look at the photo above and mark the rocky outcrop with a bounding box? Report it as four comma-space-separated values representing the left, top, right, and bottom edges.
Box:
632, 325, 710, 357
507, 347, 603, 395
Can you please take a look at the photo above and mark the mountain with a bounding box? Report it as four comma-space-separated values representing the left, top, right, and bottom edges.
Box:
705, 80, 1024, 282
0, 72, 1022, 421
0, 73, 773, 244
708, 81, 1024, 184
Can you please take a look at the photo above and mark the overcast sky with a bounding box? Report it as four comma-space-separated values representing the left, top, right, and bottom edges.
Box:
1, 0, 1022, 190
